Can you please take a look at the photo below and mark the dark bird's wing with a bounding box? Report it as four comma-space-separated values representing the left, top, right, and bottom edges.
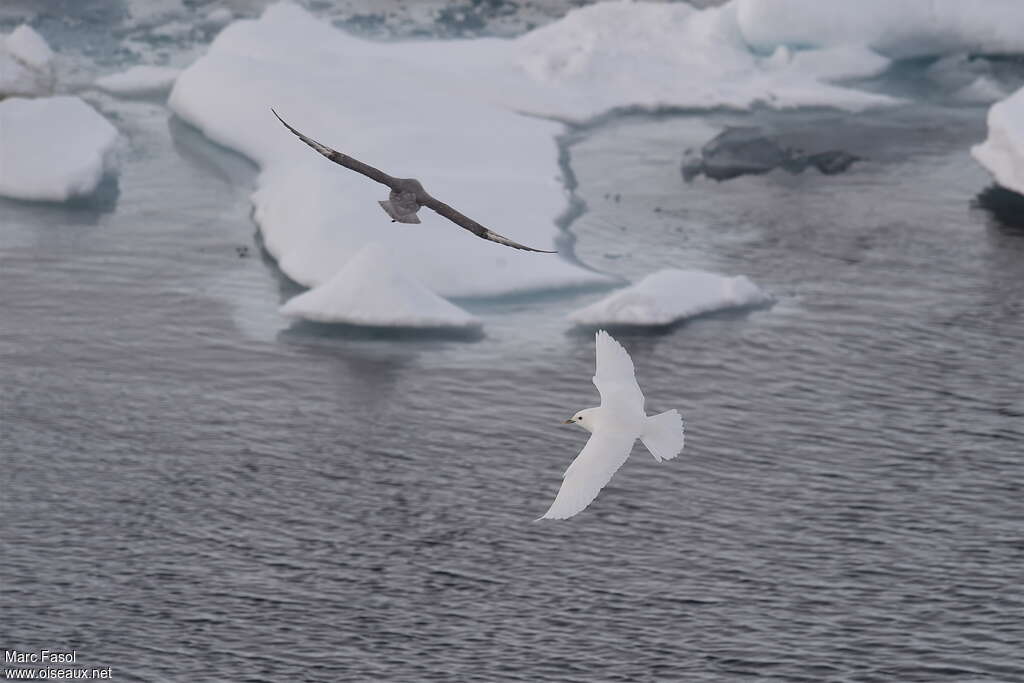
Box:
271, 109, 397, 189
419, 196, 556, 253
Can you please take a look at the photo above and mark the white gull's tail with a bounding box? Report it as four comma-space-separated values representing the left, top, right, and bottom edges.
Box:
641, 409, 685, 462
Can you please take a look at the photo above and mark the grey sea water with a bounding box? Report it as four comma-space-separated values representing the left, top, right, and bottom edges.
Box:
2, 3, 1024, 682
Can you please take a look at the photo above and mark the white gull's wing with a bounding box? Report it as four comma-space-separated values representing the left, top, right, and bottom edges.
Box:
540, 429, 637, 520
592, 330, 644, 413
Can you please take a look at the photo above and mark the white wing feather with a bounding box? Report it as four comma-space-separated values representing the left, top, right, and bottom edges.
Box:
593, 330, 644, 414
540, 430, 637, 520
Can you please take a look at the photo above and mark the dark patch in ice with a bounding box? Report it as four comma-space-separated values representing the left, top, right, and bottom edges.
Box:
681, 126, 859, 182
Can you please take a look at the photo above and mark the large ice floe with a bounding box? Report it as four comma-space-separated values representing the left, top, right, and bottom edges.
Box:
0, 96, 118, 202
972, 85, 1024, 196
569, 269, 772, 327
0, 24, 55, 98
280, 243, 480, 329
169, 2, 609, 300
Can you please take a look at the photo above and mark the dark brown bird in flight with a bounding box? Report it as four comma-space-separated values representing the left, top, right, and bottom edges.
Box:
272, 109, 555, 253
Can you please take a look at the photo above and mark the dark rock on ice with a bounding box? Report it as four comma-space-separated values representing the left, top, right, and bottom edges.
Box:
681, 126, 859, 182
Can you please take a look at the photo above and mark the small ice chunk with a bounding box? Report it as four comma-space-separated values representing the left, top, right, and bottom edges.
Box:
204, 7, 234, 29
6, 25, 53, 70
94, 65, 181, 96
784, 45, 891, 83
280, 243, 481, 329
0, 96, 119, 202
0, 24, 55, 97
953, 76, 1007, 105
569, 269, 772, 327
972, 85, 1024, 196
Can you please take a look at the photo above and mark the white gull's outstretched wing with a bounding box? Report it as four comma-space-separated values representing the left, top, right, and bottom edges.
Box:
540, 429, 637, 520
592, 330, 644, 414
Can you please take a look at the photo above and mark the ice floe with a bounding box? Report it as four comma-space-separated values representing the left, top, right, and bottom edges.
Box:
280, 243, 481, 329
94, 65, 180, 96
736, 0, 1024, 60
0, 95, 119, 202
169, 2, 607, 298
0, 24, 55, 98
511, 1, 898, 119
972, 85, 1024, 196
569, 269, 772, 327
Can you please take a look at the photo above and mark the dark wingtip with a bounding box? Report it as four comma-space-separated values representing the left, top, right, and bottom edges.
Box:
270, 108, 295, 134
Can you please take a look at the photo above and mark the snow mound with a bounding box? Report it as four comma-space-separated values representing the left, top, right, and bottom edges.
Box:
169, 2, 607, 298
736, 0, 1024, 60
972, 85, 1024, 196
569, 269, 772, 327
0, 24, 55, 97
507, 0, 1024, 120
95, 65, 180, 96
280, 243, 481, 329
0, 96, 119, 202
953, 76, 1008, 105
512, 1, 898, 119
6, 24, 53, 70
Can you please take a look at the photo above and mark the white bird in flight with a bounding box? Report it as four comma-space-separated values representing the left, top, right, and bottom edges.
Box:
540, 330, 685, 520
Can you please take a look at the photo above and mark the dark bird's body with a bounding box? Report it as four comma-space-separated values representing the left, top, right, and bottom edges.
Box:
272, 109, 554, 253
380, 179, 425, 224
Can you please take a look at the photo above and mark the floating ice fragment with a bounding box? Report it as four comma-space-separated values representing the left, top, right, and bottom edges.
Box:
94, 66, 180, 96
0, 24, 55, 97
0, 96, 119, 202
280, 243, 481, 329
569, 269, 772, 327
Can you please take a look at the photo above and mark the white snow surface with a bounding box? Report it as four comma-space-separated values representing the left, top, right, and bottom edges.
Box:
972, 85, 1024, 195
569, 269, 772, 327
0, 96, 119, 202
280, 243, 481, 328
512, 1, 898, 118
736, 0, 1024, 60
95, 65, 180, 95
0, 24, 55, 97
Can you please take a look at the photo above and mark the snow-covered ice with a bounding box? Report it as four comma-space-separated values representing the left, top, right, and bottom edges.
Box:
95, 65, 180, 96
169, 2, 607, 299
736, 0, 1024, 60
972, 85, 1024, 196
280, 243, 481, 329
6, 24, 53, 70
511, 1, 898, 118
0, 96, 119, 202
0, 24, 55, 97
569, 269, 772, 327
